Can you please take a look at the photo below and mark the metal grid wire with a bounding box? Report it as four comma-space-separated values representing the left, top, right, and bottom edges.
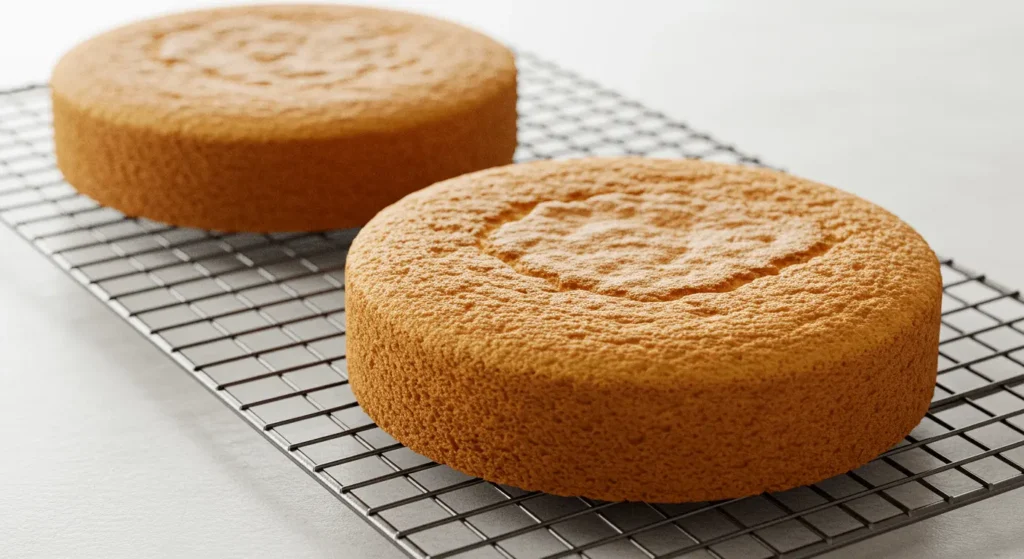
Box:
3, 52, 1024, 559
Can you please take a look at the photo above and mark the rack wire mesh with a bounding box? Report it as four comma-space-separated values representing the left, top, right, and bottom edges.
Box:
3, 52, 1024, 559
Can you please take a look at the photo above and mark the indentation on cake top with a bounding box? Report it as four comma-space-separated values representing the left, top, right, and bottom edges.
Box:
143, 13, 433, 90
481, 191, 837, 301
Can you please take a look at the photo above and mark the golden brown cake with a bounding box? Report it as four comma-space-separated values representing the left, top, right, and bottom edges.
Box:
50, 4, 517, 232
346, 157, 942, 503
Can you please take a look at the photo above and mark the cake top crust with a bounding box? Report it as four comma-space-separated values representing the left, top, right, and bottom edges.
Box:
51, 4, 516, 140
346, 157, 942, 386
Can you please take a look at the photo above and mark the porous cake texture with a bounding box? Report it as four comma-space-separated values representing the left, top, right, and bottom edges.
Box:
51, 4, 517, 232
346, 157, 942, 502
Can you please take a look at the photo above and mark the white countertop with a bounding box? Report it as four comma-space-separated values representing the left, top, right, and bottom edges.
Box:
2, 1, 1023, 557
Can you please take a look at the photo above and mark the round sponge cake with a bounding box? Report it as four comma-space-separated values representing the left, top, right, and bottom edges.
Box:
50, 4, 517, 232
346, 157, 942, 503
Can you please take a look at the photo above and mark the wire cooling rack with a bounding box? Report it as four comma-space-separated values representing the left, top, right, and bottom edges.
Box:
4, 52, 1024, 559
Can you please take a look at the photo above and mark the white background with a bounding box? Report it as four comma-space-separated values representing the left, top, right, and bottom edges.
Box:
2, 1, 1024, 558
